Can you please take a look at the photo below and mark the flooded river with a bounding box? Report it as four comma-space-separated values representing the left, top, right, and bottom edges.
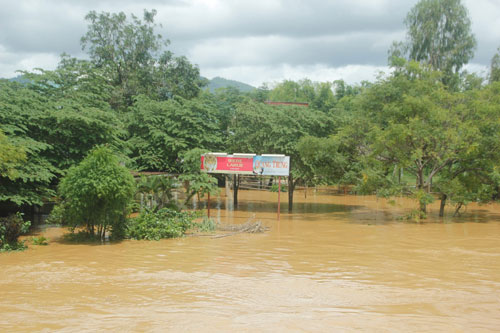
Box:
1, 190, 500, 332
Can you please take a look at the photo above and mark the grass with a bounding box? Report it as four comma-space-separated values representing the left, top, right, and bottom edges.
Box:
31, 236, 49, 246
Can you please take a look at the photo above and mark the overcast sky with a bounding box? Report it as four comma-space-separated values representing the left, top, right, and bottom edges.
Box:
1, 0, 499, 87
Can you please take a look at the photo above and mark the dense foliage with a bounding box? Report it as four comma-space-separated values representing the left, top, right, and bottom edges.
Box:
56, 146, 135, 240
81, 9, 204, 110
2, 1, 500, 230
390, 0, 476, 87
0, 80, 57, 207
178, 148, 219, 205
0, 213, 30, 251
126, 208, 197, 240
127, 95, 222, 171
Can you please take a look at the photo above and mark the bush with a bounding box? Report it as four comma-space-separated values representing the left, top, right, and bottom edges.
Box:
126, 208, 198, 240
270, 183, 287, 192
0, 213, 30, 251
192, 217, 217, 232
55, 146, 136, 240
31, 236, 48, 246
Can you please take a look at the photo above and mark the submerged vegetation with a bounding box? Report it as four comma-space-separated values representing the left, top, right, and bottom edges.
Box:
2, 0, 500, 251
0, 213, 30, 251
126, 208, 199, 240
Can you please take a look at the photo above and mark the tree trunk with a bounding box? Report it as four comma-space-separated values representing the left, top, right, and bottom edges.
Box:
439, 194, 447, 218
288, 175, 294, 212
233, 174, 238, 207
417, 168, 427, 214
453, 202, 463, 217
420, 202, 427, 214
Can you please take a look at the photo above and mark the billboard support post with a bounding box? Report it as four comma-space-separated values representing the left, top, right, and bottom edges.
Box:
277, 176, 281, 220
233, 174, 238, 207
207, 192, 210, 218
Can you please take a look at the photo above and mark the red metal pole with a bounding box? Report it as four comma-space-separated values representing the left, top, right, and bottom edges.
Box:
207, 192, 211, 218
277, 176, 281, 220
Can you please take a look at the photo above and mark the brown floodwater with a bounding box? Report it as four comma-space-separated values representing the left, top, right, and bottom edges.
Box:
1, 189, 500, 332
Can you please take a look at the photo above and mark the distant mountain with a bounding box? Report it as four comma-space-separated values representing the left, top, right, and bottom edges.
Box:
7, 75, 30, 84
6, 74, 256, 94
207, 77, 255, 93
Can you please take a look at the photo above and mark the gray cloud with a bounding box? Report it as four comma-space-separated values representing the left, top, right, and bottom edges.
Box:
160, 0, 412, 39
187, 31, 404, 69
0, 0, 498, 85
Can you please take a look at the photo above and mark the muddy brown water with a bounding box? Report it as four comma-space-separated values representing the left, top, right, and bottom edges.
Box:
1, 190, 500, 332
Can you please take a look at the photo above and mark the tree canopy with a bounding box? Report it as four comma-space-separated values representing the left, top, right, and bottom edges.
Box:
81, 9, 204, 110
56, 146, 135, 240
390, 0, 476, 87
2, 6, 500, 222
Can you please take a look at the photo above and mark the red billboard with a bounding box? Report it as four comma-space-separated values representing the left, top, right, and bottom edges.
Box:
201, 154, 290, 176
201, 155, 254, 174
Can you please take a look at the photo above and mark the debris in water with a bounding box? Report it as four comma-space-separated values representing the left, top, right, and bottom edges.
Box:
212, 220, 269, 238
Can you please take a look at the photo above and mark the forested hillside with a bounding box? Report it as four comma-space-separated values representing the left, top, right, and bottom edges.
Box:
206, 77, 255, 93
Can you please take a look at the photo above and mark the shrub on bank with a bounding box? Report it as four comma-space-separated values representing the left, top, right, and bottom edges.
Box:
270, 183, 287, 192
126, 208, 199, 240
0, 213, 30, 251
54, 146, 136, 241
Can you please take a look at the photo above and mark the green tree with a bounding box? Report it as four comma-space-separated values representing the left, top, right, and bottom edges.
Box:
136, 175, 177, 210
0, 80, 57, 208
30, 106, 125, 172
359, 62, 479, 215
248, 84, 270, 102
332, 79, 365, 100
0, 213, 30, 251
56, 146, 135, 240
229, 100, 334, 210
210, 87, 247, 145
17, 62, 126, 172
21, 54, 113, 110
127, 95, 222, 171
490, 47, 500, 83
0, 129, 26, 181
434, 82, 500, 216
269, 80, 307, 102
81, 9, 204, 109
178, 148, 218, 206
311, 82, 336, 112
391, 0, 476, 87
268, 79, 336, 112
297, 136, 346, 186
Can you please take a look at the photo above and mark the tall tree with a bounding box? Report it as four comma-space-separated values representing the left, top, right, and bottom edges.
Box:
390, 0, 476, 87
229, 100, 334, 211
434, 82, 500, 216
21, 54, 112, 110
127, 94, 223, 172
359, 62, 482, 215
21, 59, 126, 172
0, 81, 56, 208
490, 47, 500, 83
81, 9, 204, 109
268, 79, 336, 112
0, 68, 125, 211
